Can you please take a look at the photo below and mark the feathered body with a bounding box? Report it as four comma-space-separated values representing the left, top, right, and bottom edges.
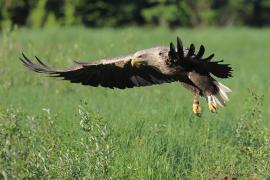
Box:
20, 37, 232, 115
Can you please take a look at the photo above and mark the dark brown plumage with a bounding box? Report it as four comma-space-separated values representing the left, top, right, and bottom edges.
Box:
20, 53, 179, 89
20, 36, 232, 115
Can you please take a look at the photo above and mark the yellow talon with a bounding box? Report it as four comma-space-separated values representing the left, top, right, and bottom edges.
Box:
192, 102, 202, 116
208, 101, 217, 113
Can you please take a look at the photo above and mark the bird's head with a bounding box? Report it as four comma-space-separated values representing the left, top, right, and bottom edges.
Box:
131, 50, 150, 68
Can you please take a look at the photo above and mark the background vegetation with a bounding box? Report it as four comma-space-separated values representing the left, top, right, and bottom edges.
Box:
1, 0, 270, 30
1, 0, 270, 179
0, 27, 270, 178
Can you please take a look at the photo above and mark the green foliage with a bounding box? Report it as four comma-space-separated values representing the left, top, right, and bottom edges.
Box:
0, 0, 270, 29
63, 0, 76, 26
28, 0, 47, 28
0, 27, 270, 178
0, 104, 114, 179
235, 92, 270, 177
78, 102, 114, 179
44, 12, 59, 28
0, 5, 12, 30
142, 2, 179, 27
1, 89, 269, 178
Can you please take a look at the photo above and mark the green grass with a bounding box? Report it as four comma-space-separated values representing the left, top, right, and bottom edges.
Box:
0, 27, 270, 179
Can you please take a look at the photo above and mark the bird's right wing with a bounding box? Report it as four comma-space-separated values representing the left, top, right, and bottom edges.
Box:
20, 53, 178, 89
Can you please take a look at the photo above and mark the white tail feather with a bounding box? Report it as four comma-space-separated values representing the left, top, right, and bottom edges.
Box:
212, 94, 225, 107
211, 81, 232, 108
217, 82, 232, 93
219, 88, 229, 102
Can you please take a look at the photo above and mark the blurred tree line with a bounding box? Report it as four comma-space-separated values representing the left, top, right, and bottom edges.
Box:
0, 0, 270, 30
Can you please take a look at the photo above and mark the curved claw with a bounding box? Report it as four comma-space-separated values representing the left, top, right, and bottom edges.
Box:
208, 101, 217, 113
207, 96, 217, 113
193, 103, 202, 116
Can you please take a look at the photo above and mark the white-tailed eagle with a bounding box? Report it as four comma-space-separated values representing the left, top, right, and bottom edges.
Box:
20, 37, 232, 115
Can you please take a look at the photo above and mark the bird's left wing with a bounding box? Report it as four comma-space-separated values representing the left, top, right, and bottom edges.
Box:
20, 53, 178, 89
169, 37, 233, 78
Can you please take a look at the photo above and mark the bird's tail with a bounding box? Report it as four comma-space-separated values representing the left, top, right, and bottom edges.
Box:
211, 81, 232, 107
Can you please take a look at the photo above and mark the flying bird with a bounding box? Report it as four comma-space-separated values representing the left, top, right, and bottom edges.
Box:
20, 37, 232, 115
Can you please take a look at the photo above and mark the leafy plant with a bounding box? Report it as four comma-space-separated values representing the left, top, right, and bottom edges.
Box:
235, 91, 270, 177
78, 102, 115, 179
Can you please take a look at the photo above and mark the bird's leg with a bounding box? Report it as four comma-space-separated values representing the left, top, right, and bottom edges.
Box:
207, 96, 217, 113
192, 94, 201, 116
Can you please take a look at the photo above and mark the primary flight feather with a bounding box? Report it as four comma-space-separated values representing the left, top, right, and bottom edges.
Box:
20, 36, 232, 115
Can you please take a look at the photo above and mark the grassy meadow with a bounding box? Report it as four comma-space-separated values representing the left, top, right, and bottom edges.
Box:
0, 27, 270, 179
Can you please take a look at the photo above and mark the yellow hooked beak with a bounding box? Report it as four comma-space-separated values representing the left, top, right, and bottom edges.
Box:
131, 57, 142, 67
131, 57, 147, 68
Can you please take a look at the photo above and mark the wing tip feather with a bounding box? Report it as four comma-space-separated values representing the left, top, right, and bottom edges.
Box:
173, 36, 233, 79
20, 53, 53, 74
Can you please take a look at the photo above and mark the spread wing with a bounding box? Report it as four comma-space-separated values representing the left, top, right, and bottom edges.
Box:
169, 37, 233, 78
20, 53, 178, 89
